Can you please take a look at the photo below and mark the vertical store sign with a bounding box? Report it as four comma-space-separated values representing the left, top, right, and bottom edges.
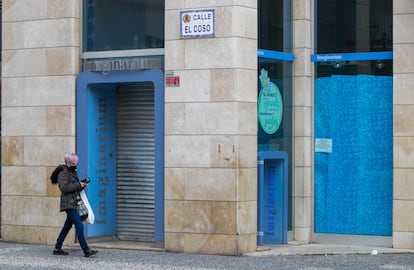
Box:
265, 166, 276, 236
96, 97, 109, 225
180, 9, 215, 38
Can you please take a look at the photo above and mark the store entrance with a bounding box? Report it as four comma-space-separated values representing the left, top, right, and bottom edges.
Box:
257, 53, 293, 244
76, 70, 164, 244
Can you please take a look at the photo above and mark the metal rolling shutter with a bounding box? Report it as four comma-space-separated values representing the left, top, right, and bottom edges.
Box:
116, 83, 155, 242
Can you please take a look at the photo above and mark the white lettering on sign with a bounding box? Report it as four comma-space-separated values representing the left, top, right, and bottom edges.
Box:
180, 9, 215, 38
316, 54, 342, 61
83, 58, 161, 72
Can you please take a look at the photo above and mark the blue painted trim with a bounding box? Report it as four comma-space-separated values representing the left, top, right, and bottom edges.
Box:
257, 49, 295, 61
76, 69, 165, 242
85, 86, 117, 237
257, 159, 265, 245
257, 151, 288, 244
153, 71, 165, 243
311, 51, 393, 62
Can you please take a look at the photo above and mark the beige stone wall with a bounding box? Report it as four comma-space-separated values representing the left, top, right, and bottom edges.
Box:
393, 0, 414, 249
1, 0, 80, 244
292, 0, 314, 242
164, 1, 258, 255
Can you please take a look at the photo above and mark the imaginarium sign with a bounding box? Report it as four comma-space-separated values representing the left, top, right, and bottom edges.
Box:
258, 69, 283, 134
82, 57, 162, 72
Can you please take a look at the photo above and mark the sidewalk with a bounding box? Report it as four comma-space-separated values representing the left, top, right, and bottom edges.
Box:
245, 241, 414, 257
2, 235, 412, 257
1, 240, 413, 270
87, 239, 414, 257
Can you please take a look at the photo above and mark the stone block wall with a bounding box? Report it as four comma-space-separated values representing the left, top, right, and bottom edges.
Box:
292, 0, 314, 243
1, 0, 80, 245
393, 0, 414, 249
164, 1, 258, 255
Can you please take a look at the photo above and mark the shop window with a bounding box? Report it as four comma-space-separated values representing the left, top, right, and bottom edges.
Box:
317, 0, 392, 53
259, 0, 292, 52
258, 59, 292, 154
83, 0, 164, 51
258, 0, 293, 232
314, 61, 392, 236
314, 0, 393, 236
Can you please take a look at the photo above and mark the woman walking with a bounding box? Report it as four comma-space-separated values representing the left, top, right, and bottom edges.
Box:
53, 152, 98, 257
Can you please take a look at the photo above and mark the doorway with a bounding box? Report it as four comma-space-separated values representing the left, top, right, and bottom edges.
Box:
257, 52, 293, 244
76, 69, 164, 243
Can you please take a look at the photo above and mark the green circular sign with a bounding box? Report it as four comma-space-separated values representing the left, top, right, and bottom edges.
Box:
258, 70, 283, 134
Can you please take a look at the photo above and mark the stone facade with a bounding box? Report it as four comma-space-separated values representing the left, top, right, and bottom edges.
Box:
1, 0, 80, 245
164, 1, 258, 255
1, 0, 413, 255
392, 0, 414, 249
292, 0, 314, 243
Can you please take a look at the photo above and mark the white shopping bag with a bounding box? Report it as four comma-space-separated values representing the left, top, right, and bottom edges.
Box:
80, 190, 95, 225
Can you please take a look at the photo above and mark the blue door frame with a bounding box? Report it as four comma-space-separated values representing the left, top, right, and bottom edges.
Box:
257, 151, 288, 244
76, 69, 164, 242
257, 49, 293, 244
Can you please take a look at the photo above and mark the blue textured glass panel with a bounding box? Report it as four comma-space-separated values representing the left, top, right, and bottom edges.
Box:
315, 75, 392, 236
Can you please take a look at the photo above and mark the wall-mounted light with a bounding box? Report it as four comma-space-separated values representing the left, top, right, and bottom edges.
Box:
333, 62, 343, 69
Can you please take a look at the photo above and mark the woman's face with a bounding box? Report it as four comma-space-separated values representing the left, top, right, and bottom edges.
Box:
67, 159, 78, 167
69, 161, 78, 167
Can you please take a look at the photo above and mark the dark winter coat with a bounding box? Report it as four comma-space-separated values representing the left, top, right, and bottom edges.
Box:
57, 166, 83, 212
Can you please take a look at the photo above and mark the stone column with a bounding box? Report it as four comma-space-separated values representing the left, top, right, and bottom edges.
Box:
393, 0, 414, 249
292, 0, 314, 243
164, 1, 258, 255
1, 0, 80, 244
